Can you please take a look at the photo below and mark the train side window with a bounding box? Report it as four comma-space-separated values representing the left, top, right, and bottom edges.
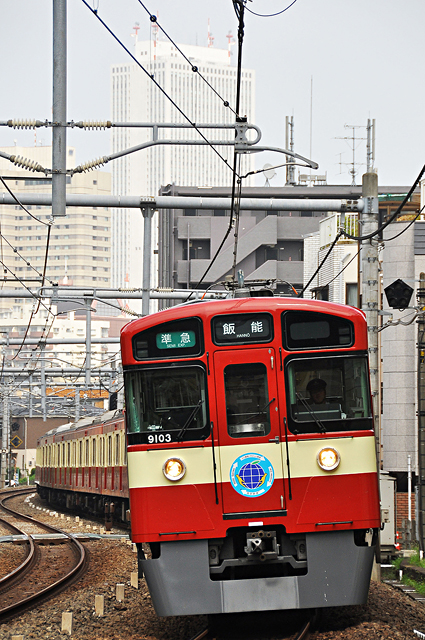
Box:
115, 433, 120, 465
92, 439, 97, 466
108, 435, 112, 466
224, 363, 271, 438
79, 440, 83, 467
123, 433, 127, 465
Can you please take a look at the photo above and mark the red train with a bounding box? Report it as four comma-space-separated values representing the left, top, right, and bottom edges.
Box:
36, 411, 129, 523
121, 297, 381, 616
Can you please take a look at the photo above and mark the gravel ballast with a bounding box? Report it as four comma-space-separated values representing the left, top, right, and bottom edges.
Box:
2, 491, 425, 639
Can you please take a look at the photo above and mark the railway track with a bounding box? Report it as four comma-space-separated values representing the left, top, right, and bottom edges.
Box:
0, 488, 88, 623
191, 609, 316, 640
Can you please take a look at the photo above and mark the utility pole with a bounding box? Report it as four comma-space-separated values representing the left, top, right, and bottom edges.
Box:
1, 393, 9, 488
417, 273, 425, 549
362, 172, 380, 451
85, 298, 92, 388
362, 170, 380, 579
52, 0, 67, 218
141, 206, 155, 316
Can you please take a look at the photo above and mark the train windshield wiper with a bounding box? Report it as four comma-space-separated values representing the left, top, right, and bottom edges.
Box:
296, 393, 326, 433
176, 399, 204, 441
234, 397, 276, 425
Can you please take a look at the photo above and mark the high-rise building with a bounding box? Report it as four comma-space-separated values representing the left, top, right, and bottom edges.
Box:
0, 145, 112, 319
110, 38, 256, 294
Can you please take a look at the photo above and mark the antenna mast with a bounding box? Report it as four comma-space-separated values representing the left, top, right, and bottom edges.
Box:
207, 19, 214, 47
285, 115, 296, 185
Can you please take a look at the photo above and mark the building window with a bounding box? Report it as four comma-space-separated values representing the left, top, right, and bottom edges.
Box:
346, 283, 358, 307
182, 240, 210, 260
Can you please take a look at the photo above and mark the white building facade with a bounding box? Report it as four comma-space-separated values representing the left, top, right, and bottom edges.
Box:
303, 213, 359, 305
110, 39, 256, 294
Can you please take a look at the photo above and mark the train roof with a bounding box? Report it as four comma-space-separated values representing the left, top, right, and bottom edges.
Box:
39, 409, 123, 440
121, 296, 366, 339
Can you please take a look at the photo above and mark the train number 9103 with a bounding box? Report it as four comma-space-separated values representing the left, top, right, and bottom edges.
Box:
147, 433, 172, 444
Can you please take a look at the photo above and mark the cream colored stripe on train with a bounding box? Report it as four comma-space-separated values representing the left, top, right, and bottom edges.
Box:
127, 436, 377, 489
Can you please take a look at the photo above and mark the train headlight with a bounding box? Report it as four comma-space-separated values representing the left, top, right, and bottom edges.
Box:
163, 457, 186, 482
317, 447, 340, 471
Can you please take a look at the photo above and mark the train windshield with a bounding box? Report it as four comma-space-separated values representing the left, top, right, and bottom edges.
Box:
286, 354, 373, 434
124, 364, 209, 443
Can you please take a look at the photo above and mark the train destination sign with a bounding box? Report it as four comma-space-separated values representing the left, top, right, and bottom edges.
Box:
156, 330, 196, 350
212, 313, 273, 345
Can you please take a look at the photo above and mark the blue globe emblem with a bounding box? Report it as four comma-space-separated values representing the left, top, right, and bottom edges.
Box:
230, 453, 274, 497
238, 462, 266, 490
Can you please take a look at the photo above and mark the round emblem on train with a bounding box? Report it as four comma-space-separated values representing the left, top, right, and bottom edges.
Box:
230, 453, 274, 497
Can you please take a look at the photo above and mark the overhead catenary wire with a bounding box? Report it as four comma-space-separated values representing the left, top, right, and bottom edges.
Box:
245, 0, 298, 18
0, 176, 52, 226
81, 0, 239, 179
0, 227, 56, 287
382, 206, 425, 242
321, 248, 360, 290
298, 166, 425, 296
136, 1, 239, 118
184, 0, 247, 300
340, 164, 425, 242
297, 230, 344, 298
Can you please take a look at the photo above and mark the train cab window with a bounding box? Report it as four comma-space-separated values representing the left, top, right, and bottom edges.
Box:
286, 355, 373, 434
224, 363, 271, 438
125, 364, 209, 444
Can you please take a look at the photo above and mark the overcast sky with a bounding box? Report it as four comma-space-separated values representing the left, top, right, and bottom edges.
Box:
1, 0, 424, 188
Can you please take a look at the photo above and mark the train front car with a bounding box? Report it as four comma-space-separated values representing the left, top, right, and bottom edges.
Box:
121, 298, 381, 616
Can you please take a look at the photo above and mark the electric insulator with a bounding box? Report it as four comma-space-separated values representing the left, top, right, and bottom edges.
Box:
9, 155, 45, 173
7, 119, 42, 129
74, 156, 109, 173
77, 121, 112, 130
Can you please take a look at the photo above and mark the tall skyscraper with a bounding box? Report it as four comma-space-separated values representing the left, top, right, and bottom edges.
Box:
110, 37, 256, 293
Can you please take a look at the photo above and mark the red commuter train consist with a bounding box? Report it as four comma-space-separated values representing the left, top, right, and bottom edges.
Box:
36, 411, 129, 523
120, 297, 381, 616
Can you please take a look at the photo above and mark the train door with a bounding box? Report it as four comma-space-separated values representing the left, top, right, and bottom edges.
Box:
214, 348, 286, 516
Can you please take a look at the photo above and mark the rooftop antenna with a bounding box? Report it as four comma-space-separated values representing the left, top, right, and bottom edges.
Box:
207, 19, 214, 47
226, 31, 235, 64
285, 115, 296, 185
366, 118, 376, 172
309, 76, 313, 186
151, 13, 159, 59
263, 163, 277, 187
131, 22, 140, 44
335, 124, 367, 186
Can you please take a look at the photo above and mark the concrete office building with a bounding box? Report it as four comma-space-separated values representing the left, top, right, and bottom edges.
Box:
110, 38, 255, 296
157, 185, 327, 300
